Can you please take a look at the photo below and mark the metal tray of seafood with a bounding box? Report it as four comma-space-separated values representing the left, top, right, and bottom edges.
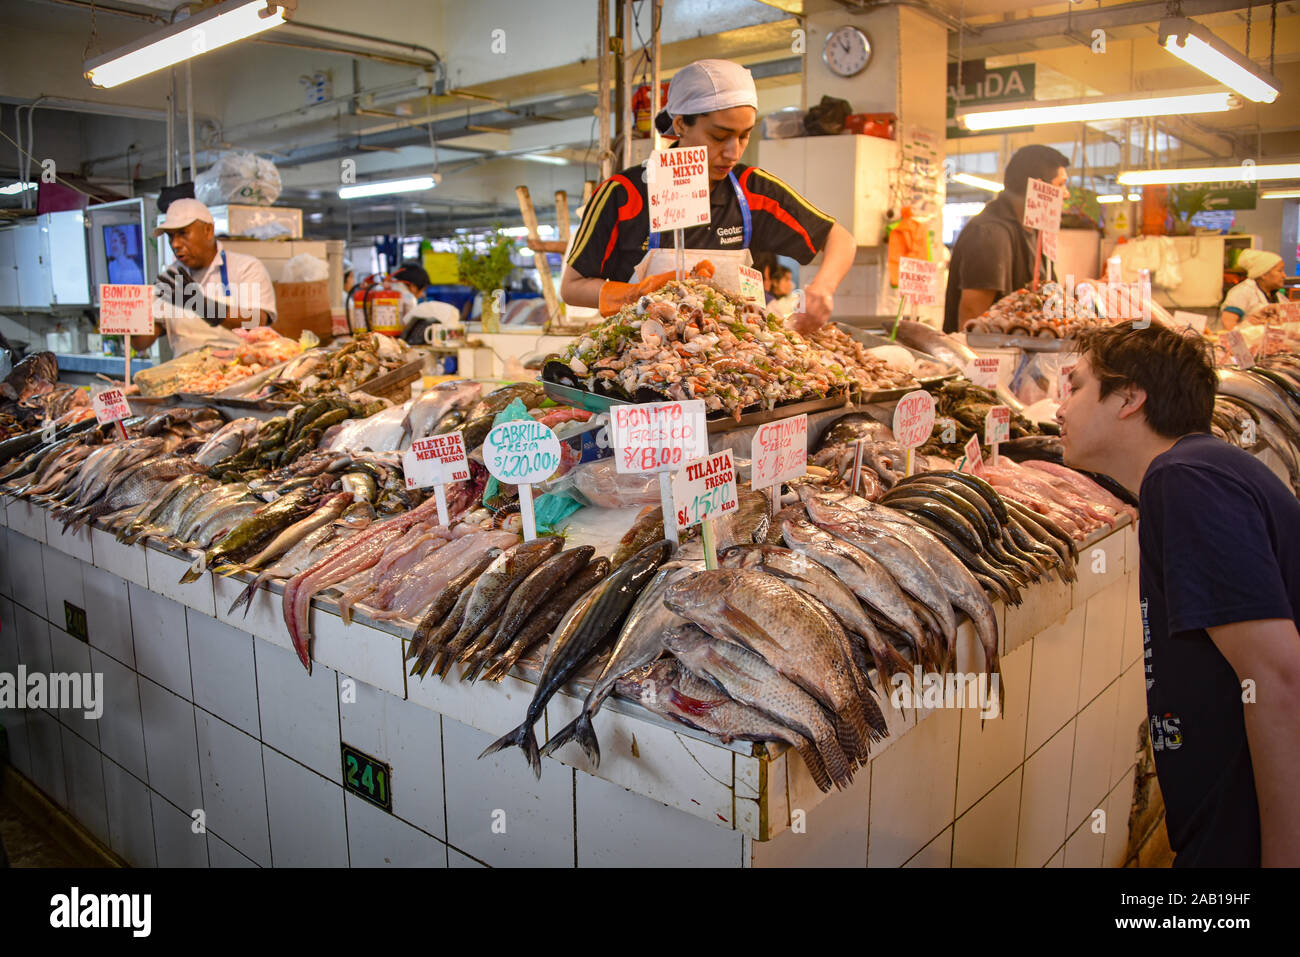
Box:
126, 394, 179, 406
260, 359, 425, 408
965, 332, 1077, 353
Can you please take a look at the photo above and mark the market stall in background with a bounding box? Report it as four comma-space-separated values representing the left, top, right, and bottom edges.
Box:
0, 0, 1297, 870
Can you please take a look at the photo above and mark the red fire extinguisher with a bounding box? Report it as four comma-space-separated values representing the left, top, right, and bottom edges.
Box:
632, 81, 670, 138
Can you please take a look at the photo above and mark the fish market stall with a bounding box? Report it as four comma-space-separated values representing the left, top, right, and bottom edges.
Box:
0, 289, 1169, 867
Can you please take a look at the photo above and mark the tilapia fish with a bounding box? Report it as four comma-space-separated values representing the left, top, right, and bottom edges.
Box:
480, 539, 673, 777
662, 624, 852, 791
401, 379, 482, 445
541, 558, 702, 764
615, 658, 836, 793
664, 569, 874, 765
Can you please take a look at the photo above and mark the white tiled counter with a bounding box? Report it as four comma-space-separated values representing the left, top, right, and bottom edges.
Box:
0, 497, 1145, 868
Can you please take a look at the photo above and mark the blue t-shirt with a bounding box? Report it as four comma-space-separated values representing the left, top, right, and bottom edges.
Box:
1138, 432, 1300, 867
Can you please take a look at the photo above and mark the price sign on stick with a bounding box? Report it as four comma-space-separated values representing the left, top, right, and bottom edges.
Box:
1022, 179, 1065, 231
960, 434, 985, 477
1224, 329, 1254, 369
892, 389, 936, 477
898, 257, 939, 306
965, 356, 1002, 389
672, 449, 738, 569
1040, 226, 1059, 263
738, 265, 765, 305
98, 284, 154, 387
402, 432, 469, 526
646, 147, 710, 233
92, 386, 130, 439
985, 405, 1011, 466
751, 414, 807, 513
482, 421, 561, 542
612, 399, 707, 544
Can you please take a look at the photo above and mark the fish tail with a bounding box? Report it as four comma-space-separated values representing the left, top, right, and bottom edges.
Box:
539, 712, 600, 766
790, 738, 834, 794
178, 560, 207, 585
227, 585, 254, 618
815, 732, 854, 791
478, 721, 542, 778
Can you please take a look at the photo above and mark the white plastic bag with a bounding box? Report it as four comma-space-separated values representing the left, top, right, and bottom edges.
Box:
280, 253, 330, 283
194, 150, 282, 206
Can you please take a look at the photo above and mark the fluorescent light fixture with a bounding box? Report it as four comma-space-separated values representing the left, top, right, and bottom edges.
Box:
1127, 192, 1141, 201
956, 89, 1237, 131
84, 1, 292, 89
517, 154, 569, 166
338, 175, 438, 199
1160, 17, 1280, 104
951, 172, 1004, 193
1119, 164, 1300, 186
1096, 194, 1126, 204
1261, 188, 1300, 200
0, 181, 37, 195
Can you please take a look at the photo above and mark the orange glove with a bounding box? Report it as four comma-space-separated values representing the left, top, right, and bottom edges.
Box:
598, 270, 677, 316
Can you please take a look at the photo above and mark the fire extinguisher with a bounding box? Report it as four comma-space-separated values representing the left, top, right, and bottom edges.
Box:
348, 275, 378, 333
632, 81, 670, 138
365, 276, 414, 336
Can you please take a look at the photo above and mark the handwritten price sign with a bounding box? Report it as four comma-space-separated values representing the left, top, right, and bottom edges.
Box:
985, 405, 1011, 446
98, 284, 154, 335
898, 257, 939, 306
1224, 329, 1254, 369
1040, 225, 1059, 262
892, 390, 936, 449
92, 387, 130, 425
750, 414, 807, 491
482, 420, 562, 485
611, 399, 708, 474
960, 434, 985, 476
738, 264, 765, 305
647, 147, 710, 233
402, 432, 469, 489
965, 356, 1002, 389
672, 449, 738, 530
1022, 178, 1064, 232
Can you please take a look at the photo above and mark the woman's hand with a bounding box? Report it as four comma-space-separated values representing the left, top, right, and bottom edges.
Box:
789, 283, 833, 335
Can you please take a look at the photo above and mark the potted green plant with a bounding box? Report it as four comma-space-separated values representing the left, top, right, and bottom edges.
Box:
455, 226, 517, 333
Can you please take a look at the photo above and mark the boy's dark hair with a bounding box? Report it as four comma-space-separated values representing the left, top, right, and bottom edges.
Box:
1003, 144, 1070, 196
750, 250, 777, 279
770, 265, 791, 282
1073, 321, 1217, 438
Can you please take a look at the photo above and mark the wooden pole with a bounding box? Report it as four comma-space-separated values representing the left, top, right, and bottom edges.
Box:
650, 0, 663, 152
621, 0, 635, 169
596, 0, 612, 181
516, 185, 563, 330
555, 190, 571, 244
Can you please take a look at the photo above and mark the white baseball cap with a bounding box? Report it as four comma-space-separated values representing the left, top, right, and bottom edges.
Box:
154, 198, 213, 236
654, 59, 758, 136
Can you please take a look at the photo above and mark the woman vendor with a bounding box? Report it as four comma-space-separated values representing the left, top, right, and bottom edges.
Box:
1220, 249, 1290, 330
560, 58, 856, 334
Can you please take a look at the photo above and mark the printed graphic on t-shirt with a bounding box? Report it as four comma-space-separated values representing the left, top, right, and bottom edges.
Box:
1150, 712, 1183, 752
1140, 596, 1153, 690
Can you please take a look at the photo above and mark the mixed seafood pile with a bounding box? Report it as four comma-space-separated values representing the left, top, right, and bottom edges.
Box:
961, 283, 1106, 338
551, 275, 915, 419
0, 352, 93, 438
250, 332, 413, 403
133, 329, 303, 396
917, 380, 1046, 459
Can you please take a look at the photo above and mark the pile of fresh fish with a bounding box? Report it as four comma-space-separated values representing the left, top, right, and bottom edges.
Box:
917, 379, 1049, 460
0, 352, 93, 438
978, 457, 1136, 539
810, 413, 954, 496
257, 332, 413, 403
206, 396, 383, 483
550, 271, 915, 419
1216, 358, 1300, 495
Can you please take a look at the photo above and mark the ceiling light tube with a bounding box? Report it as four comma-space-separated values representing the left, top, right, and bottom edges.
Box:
951, 172, 1004, 193
0, 181, 37, 195
1159, 17, 1281, 104
1119, 164, 1300, 186
338, 175, 438, 199
1096, 194, 1126, 204
956, 89, 1237, 131
1261, 188, 1300, 200
1127, 192, 1142, 201
84, 1, 293, 89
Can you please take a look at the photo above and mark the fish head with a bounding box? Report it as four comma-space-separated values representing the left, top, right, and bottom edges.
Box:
659, 623, 712, 658
662, 568, 746, 616
716, 544, 764, 571
614, 657, 679, 700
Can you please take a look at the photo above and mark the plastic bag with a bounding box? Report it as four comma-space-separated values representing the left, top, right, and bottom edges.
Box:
194, 151, 282, 206
803, 95, 852, 136
281, 253, 330, 283
545, 457, 662, 509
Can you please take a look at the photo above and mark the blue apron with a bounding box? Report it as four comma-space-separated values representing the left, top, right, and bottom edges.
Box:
649, 170, 751, 250
217, 251, 231, 297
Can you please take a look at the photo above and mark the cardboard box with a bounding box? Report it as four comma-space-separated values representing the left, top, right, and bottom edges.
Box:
273, 280, 332, 341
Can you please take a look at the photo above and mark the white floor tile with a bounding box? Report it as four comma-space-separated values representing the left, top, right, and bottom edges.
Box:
1078, 578, 1127, 707
60, 724, 109, 847
312, 612, 406, 699
13, 603, 51, 676
263, 746, 349, 867
129, 582, 191, 700
145, 547, 215, 618
1111, 661, 1146, 790
138, 677, 202, 812
151, 791, 209, 867
208, 832, 259, 868
45, 512, 93, 563
1102, 766, 1137, 868
441, 716, 576, 868
82, 564, 135, 668
576, 773, 745, 868
752, 760, 869, 867
1064, 814, 1105, 867
955, 640, 1032, 815
903, 826, 952, 868
102, 757, 156, 868
448, 847, 487, 867
47, 627, 99, 748
345, 793, 448, 867
90, 528, 148, 589
255, 640, 341, 781
1024, 605, 1086, 755
338, 676, 444, 840
1017, 720, 1075, 868
953, 769, 1022, 867
42, 542, 85, 626
188, 610, 260, 738
9, 530, 46, 614
868, 706, 959, 868
1069, 681, 1119, 832
213, 574, 288, 651
89, 649, 147, 780
25, 709, 67, 807
195, 710, 271, 867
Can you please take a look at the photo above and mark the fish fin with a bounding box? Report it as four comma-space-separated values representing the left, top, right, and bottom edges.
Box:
478, 721, 542, 778
538, 712, 600, 766
178, 562, 206, 586
789, 736, 834, 794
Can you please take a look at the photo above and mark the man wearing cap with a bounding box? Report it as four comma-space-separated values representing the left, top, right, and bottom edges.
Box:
133, 198, 277, 355
1220, 249, 1290, 330
560, 58, 856, 334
